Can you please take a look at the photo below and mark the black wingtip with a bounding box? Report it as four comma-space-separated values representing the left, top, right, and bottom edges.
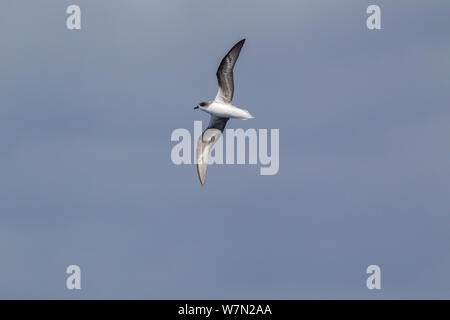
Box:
234, 38, 245, 49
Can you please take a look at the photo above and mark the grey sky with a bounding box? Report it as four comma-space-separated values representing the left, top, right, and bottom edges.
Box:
0, 0, 449, 298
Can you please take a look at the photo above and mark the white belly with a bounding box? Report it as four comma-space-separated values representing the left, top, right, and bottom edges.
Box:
205, 102, 254, 119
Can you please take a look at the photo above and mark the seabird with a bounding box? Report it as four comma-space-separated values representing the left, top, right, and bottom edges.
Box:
194, 38, 254, 185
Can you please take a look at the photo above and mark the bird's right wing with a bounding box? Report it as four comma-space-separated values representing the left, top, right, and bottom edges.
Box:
215, 39, 246, 104
196, 116, 229, 185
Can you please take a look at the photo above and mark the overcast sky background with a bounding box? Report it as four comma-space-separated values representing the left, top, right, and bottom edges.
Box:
0, 0, 449, 299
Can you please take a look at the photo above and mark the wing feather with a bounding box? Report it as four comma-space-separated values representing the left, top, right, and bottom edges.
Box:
215, 39, 245, 104
196, 116, 229, 185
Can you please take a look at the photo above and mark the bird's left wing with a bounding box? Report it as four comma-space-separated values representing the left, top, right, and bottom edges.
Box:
196, 116, 229, 185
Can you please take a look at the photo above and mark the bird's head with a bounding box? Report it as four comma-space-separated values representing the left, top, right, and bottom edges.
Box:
194, 101, 210, 110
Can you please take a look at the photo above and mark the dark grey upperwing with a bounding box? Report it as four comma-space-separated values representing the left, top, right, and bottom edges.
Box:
196, 116, 229, 185
207, 115, 229, 132
215, 39, 246, 104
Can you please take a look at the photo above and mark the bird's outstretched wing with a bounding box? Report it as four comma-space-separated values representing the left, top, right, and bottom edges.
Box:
215, 39, 246, 104
196, 116, 229, 185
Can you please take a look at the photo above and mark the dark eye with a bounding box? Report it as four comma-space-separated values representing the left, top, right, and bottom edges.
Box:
200, 102, 206, 107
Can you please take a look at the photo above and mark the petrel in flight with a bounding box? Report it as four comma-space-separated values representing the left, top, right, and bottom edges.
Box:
194, 39, 254, 185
